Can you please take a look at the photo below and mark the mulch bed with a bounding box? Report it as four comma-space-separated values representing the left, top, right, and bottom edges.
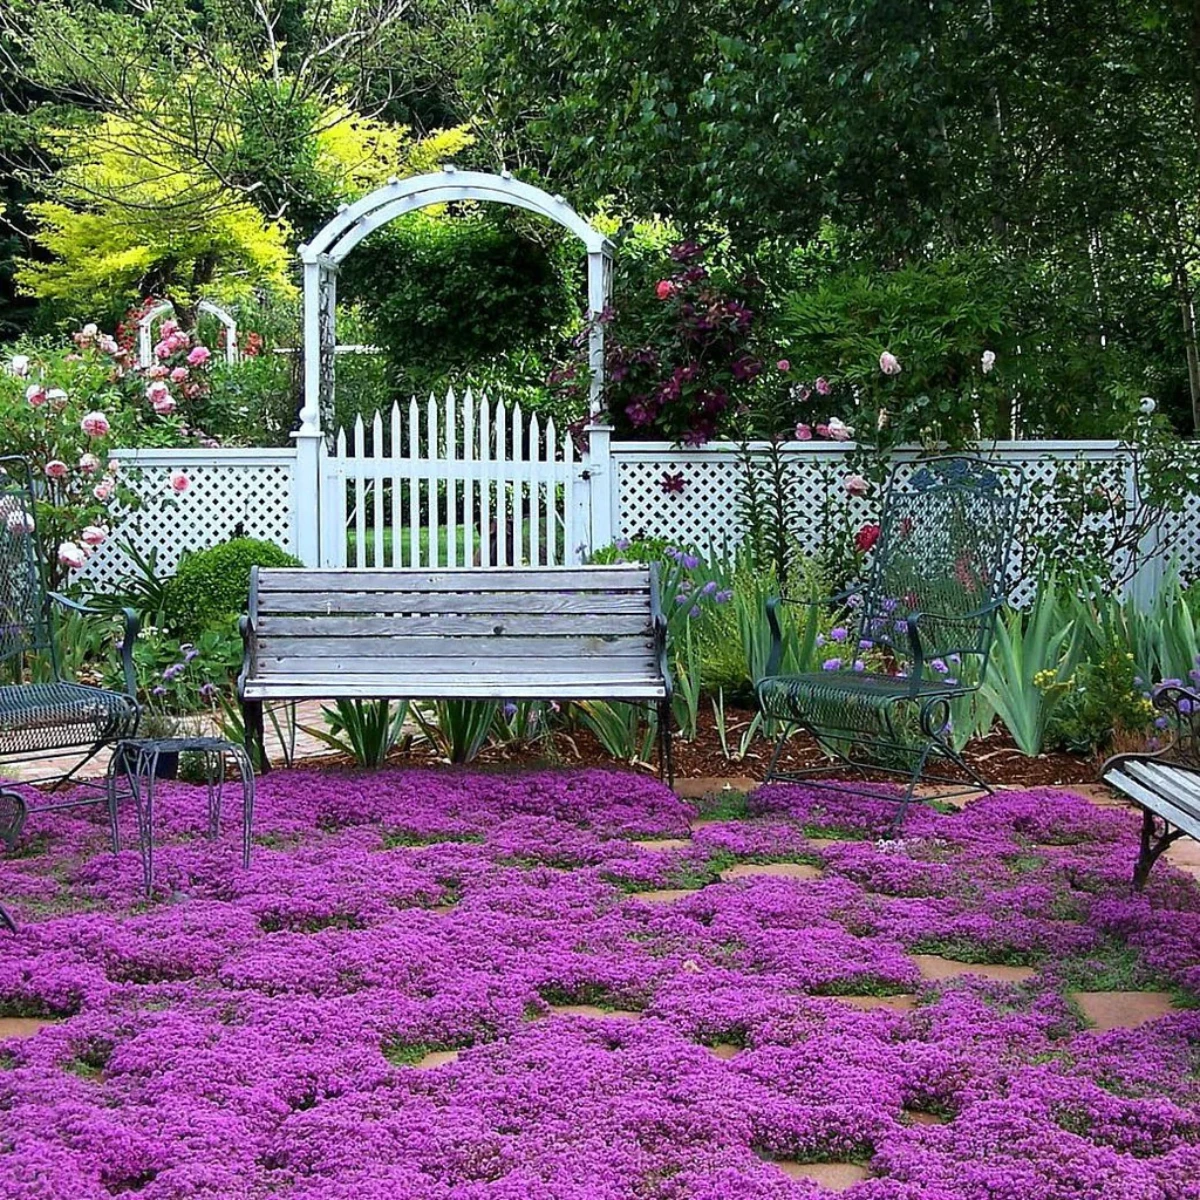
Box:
387, 704, 1102, 791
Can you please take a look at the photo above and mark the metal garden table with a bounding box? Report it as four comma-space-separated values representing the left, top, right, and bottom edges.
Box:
107, 736, 254, 897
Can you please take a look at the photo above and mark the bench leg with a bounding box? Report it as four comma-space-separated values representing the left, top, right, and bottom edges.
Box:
243, 700, 269, 775
658, 699, 675, 790
1133, 808, 1187, 892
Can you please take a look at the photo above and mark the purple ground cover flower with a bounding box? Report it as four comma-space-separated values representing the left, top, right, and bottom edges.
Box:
0, 767, 1197, 1196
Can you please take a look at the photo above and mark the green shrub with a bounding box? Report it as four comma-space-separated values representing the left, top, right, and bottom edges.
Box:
162, 538, 301, 634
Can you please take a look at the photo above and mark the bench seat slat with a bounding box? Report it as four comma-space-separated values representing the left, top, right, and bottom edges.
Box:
244, 678, 668, 700
258, 568, 651, 593
1125, 761, 1200, 820
255, 633, 654, 658
254, 655, 659, 674
258, 594, 653, 618
1104, 765, 1200, 843
256, 613, 649, 638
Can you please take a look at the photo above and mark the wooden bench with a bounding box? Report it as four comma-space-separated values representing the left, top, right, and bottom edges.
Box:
238, 564, 672, 777
1103, 683, 1200, 889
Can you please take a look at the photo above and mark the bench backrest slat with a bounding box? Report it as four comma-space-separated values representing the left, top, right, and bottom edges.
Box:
248, 566, 662, 685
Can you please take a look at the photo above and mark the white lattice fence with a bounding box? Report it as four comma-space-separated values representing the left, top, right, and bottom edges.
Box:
610, 440, 1145, 606
76, 448, 298, 588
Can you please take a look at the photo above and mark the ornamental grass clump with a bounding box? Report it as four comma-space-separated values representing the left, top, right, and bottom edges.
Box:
0, 766, 1198, 1196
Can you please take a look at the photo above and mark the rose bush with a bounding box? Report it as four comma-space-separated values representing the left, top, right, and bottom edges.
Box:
2, 317, 202, 587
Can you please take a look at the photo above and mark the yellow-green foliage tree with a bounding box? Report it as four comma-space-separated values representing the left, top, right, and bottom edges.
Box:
5, 0, 472, 324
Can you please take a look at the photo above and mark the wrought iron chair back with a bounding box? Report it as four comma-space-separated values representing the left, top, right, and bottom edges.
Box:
859, 457, 1021, 683
0, 457, 56, 679
0, 457, 141, 861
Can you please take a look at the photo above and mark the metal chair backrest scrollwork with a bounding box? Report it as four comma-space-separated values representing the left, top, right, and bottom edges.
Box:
0, 457, 57, 684
859, 457, 1022, 687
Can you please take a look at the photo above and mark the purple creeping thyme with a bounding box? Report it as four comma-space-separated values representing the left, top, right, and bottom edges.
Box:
0, 768, 1197, 1196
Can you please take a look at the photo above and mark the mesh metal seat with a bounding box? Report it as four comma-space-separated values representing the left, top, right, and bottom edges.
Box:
757, 456, 1023, 827
0, 456, 140, 857
0, 681, 139, 756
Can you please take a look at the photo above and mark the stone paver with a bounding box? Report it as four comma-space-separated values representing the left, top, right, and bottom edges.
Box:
674, 776, 757, 799
0, 1018, 55, 1039
411, 1049, 460, 1069
546, 1005, 642, 1021
3, 699, 332, 784
905, 1110, 950, 1126
1165, 838, 1200, 880
826, 994, 917, 1013
773, 1161, 871, 1189
707, 1042, 741, 1060
913, 954, 1036, 984
719, 862, 823, 882
1070, 990, 1178, 1032
628, 888, 702, 904
631, 838, 692, 852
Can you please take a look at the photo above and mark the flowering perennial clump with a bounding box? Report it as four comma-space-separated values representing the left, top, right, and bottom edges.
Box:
0, 767, 1197, 1198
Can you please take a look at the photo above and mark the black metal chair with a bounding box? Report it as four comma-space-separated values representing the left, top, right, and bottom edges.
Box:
757, 456, 1023, 827
0, 456, 140, 851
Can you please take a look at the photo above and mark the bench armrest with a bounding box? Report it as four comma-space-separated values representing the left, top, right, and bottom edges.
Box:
237, 615, 256, 701
48, 591, 140, 698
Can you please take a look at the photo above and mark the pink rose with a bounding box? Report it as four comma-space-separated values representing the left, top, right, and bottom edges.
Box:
794, 423, 813, 441
146, 365, 169, 379
58, 542, 87, 571
169, 332, 190, 352
844, 473, 869, 497
80, 524, 108, 547
815, 423, 830, 438
169, 470, 190, 494
879, 351, 902, 376
81, 411, 110, 438
97, 335, 119, 355
159, 319, 178, 337
655, 280, 676, 300
45, 460, 68, 479
146, 380, 170, 403
186, 345, 210, 366
152, 395, 177, 415
776, 359, 791, 372
170, 366, 189, 382
826, 417, 854, 441
107, 459, 120, 475
93, 481, 113, 502
815, 377, 831, 396
154, 341, 173, 359
78, 453, 100, 474
25, 384, 46, 407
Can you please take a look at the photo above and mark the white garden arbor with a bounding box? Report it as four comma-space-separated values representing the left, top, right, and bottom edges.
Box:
293, 166, 616, 564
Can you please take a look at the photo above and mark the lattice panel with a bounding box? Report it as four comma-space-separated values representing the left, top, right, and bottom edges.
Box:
613, 442, 1142, 607
76, 454, 297, 589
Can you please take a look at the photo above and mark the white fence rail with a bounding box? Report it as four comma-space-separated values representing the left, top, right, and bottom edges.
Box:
80, 396, 1195, 608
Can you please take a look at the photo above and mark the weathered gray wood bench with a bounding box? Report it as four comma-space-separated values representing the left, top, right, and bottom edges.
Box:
1103, 684, 1200, 889
238, 565, 672, 777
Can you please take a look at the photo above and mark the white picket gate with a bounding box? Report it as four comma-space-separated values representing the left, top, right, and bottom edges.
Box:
318, 391, 592, 569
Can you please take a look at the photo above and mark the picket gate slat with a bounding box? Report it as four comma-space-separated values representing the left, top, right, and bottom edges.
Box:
330, 389, 587, 572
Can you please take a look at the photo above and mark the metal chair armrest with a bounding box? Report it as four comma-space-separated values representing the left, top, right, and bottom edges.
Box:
47, 591, 99, 616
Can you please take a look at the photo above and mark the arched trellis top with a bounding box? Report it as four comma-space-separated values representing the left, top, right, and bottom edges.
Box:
299, 167, 612, 264
137, 299, 239, 368
296, 166, 614, 438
